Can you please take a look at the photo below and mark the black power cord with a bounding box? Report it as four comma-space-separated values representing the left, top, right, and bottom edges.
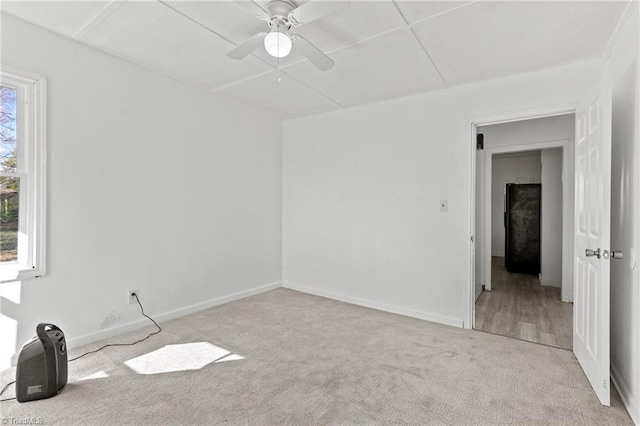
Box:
69, 294, 161, 361
0, 381, 16, 402
0, 293, 161, 402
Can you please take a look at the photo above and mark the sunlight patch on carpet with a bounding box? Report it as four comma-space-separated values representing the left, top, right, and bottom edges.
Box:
215, 354, 245, 363
124, 342, 243, 375
77, 371, 109, 381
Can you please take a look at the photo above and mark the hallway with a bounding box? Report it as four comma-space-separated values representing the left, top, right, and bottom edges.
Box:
475, 257, 573, 350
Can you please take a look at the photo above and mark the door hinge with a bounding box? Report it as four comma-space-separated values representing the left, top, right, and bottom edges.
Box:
603, 379, 607, 389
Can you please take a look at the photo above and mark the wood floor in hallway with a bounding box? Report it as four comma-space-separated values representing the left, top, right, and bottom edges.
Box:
475, 256, 573, 350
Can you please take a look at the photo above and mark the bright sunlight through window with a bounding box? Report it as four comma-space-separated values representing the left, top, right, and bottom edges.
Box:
0, 69, 46, 283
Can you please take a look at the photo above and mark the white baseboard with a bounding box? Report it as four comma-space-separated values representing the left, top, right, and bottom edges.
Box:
540, 277, 561, 287
611, 364, 639, 425
475, 284, 485, 301
66, 281, 282, 351
284, 283, 463, 328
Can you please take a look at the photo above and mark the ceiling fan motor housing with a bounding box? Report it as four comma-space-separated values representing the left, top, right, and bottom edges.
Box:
268, 16, 292, 33
265, 0, 299, 29
265, 0, 297, 18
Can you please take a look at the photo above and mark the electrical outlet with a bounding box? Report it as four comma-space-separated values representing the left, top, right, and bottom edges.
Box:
128, 289, 139, 305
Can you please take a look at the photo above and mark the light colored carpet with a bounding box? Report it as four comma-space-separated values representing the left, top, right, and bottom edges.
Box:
0, 288, 632, 425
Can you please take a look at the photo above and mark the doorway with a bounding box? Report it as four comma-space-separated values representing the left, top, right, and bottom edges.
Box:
471, 114, 575, 350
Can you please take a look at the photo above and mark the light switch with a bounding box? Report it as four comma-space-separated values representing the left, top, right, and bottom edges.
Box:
439, 200, 448, 212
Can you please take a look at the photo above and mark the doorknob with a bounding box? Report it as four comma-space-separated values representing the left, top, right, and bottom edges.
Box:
586, 248, 601, 259
611, 251, 624, 260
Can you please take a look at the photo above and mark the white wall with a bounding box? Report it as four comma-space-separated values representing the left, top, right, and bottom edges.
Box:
477, 115, 573, 298
490, 152, 542, 257
283, 58, 603, 327
608, 5, 640, 424
540, 148, 563, 287
0, 15, 283, 370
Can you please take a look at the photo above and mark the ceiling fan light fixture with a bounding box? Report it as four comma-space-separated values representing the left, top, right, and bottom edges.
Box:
264, 31, 292, 58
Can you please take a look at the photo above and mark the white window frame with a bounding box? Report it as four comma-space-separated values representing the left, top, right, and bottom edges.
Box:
0, 68, 47, 283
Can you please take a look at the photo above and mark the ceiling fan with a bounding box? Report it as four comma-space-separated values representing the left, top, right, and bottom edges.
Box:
227, 0, 349, 71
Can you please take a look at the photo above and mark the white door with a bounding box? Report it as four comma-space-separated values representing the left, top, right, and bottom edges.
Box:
573, 76, 612, 405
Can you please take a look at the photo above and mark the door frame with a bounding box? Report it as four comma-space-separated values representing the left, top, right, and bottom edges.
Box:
466, 104, 577, 329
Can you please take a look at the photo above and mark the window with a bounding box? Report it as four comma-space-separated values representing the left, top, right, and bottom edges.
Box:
0, 70, 46, 283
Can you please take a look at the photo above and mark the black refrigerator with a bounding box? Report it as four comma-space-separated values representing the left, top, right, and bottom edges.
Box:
504, 183, 541, 275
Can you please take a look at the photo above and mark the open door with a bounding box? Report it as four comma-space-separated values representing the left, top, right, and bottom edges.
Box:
573, 75, 612, 405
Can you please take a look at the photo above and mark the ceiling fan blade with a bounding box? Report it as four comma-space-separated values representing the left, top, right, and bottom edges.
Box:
227, 33, 267, 59
289, 0, 350, 25
292, 35, 334, 71
233, 0, 270, 19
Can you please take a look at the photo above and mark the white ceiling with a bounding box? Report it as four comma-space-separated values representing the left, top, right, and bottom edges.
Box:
1, 0, 633, 119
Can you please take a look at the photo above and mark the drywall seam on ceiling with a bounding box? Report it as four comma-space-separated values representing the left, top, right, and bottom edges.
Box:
73, 0, 124, 40
603, 0, 639, 60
